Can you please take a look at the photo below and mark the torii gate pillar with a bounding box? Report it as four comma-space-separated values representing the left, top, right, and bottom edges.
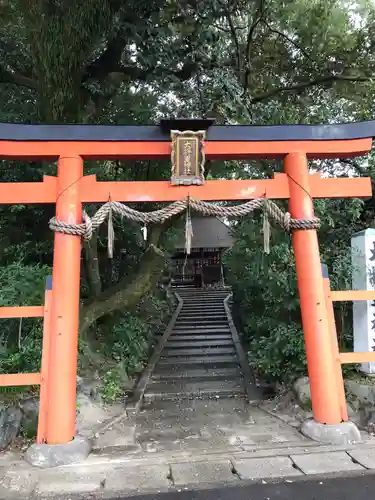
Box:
46, 156, 83, 444
285, 152, 342, 424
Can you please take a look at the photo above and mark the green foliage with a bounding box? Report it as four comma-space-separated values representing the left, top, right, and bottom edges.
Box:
0, 324, 42, 374
249, 324, 307, 383
108, 314, 151, 377
0, 262, 50, 307
226, 195, 366, 383
0, 262, 50, 380
101, 369, 123, 404
94, 289, 175, 402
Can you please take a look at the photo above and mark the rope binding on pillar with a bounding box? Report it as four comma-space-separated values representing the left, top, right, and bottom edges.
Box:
49, 197, 320, 255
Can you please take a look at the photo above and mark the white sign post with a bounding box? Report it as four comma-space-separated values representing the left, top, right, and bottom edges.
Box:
351, 229, 375, 374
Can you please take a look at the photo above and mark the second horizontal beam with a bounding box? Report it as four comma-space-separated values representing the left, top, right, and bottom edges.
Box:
0, 174, 371, 204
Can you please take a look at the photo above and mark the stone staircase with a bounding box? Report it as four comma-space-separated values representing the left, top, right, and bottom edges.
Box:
143, 288, 251, 402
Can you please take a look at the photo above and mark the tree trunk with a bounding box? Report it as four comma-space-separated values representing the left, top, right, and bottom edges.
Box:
83, 233, 102, 297
79, 244, 166, 337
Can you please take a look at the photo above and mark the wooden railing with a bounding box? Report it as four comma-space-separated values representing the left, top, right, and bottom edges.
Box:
0, 276, 53, 444
322, 267, 375, 364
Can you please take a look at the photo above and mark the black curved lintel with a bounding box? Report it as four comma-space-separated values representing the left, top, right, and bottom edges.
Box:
0, 120, 375, 142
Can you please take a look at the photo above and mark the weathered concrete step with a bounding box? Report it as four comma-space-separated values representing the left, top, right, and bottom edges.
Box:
180, 299, 228, 303
141, 396, 247, 414
178, 292, 229, 297
182, 300, 224, 309
172, 325, 231, 335
180, 308, 225, 313
182, 297, 226, 307
173, 325, 230, 331
180, 287, 232, 295
174, 323, 229, 329
168, 334, 233, 341
182, 300, 224, 310
152, 366, 242, 380
166, 339, 233, 348
163, 347, 236, 357
144, 379, 244, 400
157, 355, 238, 366
179, 297, 227, 300
176, 318, 228, 324
180, 293, 229, 302
179, 290, 226, 292
179, 309, 227, 315
180, 297, 226, 301
178, 314, 227, 320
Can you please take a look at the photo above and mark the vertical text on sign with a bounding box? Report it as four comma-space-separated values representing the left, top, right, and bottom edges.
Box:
171, 130, 206, 186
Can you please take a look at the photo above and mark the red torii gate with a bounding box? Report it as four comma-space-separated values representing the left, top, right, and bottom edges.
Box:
0, 119, 374, 453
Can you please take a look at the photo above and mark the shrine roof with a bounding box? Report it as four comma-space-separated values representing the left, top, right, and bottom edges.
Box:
174, 216, 234, 250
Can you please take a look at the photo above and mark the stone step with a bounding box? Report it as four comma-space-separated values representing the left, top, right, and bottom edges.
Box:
181, 290, 227, 293
171, 332, 232, 338
180, 299, 227, 304
178, 309, 227, 319
173, 324, 230, 329
179, 308, 227, 314
163, 347, 236, 357
174, 323, 229, 329
144, 379, 245, 400
152, 366, 242, 380
157, 355, 238, 366
141, 396, 247, 414
168, 334, 233, 341
181, 300, 225, 305
172, 327, 231, 334
179, 292, 228, 295
180, 304, 226, 309
178, 291, 229, 296
166, 339, 233, 348
176, 318, 228, 324
182, 296, 225, 306
179, 310, 226, 315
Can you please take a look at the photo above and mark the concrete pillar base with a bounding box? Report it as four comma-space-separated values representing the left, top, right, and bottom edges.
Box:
24, 437, 91, 469
301, 418, 362, 445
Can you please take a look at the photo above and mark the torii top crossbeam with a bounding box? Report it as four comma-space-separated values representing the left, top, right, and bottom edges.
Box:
0, 119, 375, 159
0, 119, 373, 203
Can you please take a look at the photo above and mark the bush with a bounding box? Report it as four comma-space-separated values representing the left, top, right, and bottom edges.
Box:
249, 323, 307, 382
108, 314, 152, 377
0, 262, 50, 379
0, 323, 43, 374
224, 198, 362, 384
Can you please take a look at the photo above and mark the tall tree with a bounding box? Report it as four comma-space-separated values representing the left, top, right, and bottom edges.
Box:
1, 0, 375, 343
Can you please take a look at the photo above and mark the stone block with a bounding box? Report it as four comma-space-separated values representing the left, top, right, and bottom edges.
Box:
36, 468, 103, 495
290, 451, 364, 475
104, 464, 170, 492
232, 456, 301, 480
19, 398, 39, 436
171, 460, 236, 486
24, 437, 92, 468
348, 448, 375, 469
293, 377, 311, 407
301, 419, 362, 445
0, 467, 38, 498
346, 379, 375, 407
93, 423, 136, 449
0, 406, 22, 450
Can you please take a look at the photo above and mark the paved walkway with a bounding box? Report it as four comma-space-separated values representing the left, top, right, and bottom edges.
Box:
45, 473, 375, 500
132, 398, 307, 454
2, 414, 375, 498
